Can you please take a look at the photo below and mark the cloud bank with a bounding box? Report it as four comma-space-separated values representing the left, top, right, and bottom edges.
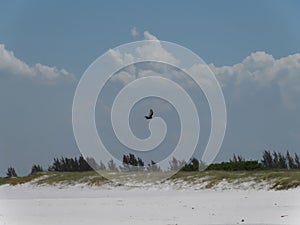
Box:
0, 44, 74, 82
210, 52, 300, 108
109, 31, 300, 109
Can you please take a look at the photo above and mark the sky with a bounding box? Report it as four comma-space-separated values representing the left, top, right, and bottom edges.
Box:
1, 0, 300, 175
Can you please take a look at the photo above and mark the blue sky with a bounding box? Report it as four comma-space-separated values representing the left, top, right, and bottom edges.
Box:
1, 1, 300, 175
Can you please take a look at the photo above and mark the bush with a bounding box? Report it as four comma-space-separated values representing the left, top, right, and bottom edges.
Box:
121, 154, 145, 171
180, 158, 200, 171
206, 160, 263, 171
6, 167, 18, 177
30, 164, 43, 175
48, 156, 93, 172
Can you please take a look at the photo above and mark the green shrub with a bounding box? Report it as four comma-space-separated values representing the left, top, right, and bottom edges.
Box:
206, 160, 263, 171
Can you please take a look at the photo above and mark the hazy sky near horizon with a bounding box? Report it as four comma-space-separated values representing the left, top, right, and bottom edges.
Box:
1, 1, 300, 175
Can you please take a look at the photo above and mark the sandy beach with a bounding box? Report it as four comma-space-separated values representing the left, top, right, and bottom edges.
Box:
0, 183, 299, 225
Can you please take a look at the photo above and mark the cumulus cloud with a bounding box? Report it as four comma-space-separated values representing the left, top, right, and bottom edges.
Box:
107, 31, 178, 69
106, 49, 135, 68
210, 51, 300, 108
109, 30, 300, 109
110, 70, 135, 85
137, 31, 179, 65
0, 44, 74, 82
130, 27, 139, 37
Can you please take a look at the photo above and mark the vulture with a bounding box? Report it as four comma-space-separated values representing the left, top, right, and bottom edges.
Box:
145, 109, 153, 120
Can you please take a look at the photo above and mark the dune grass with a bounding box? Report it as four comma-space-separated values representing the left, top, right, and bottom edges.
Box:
0, 171, 104, 186
0, 173, 45, 186
1, 170, 300, 190
171, 170, 300, 190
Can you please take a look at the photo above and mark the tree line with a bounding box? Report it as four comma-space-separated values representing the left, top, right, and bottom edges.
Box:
3, 150, 300, 177
206, 150, 300, 171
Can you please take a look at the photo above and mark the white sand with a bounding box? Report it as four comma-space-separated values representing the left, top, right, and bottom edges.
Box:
0, 184, 299, 225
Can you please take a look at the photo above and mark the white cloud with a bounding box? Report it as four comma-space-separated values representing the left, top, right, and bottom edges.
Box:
210, 51, 300, 108
130, 27, 139, 37
110, 70, 135, 85
108, 31, 178, 67
110, 30, 300, 109
137, 31, 179, 65
0, 44, 74, 82
143, 31, 158, 41
210, 52, 276, 86
106, 49, 135, 68
106, 31, 181, 86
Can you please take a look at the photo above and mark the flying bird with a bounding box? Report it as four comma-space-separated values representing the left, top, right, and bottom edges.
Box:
145, 109, 153, 120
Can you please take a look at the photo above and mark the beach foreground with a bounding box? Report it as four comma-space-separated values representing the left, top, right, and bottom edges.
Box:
0, 183, 299, 225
